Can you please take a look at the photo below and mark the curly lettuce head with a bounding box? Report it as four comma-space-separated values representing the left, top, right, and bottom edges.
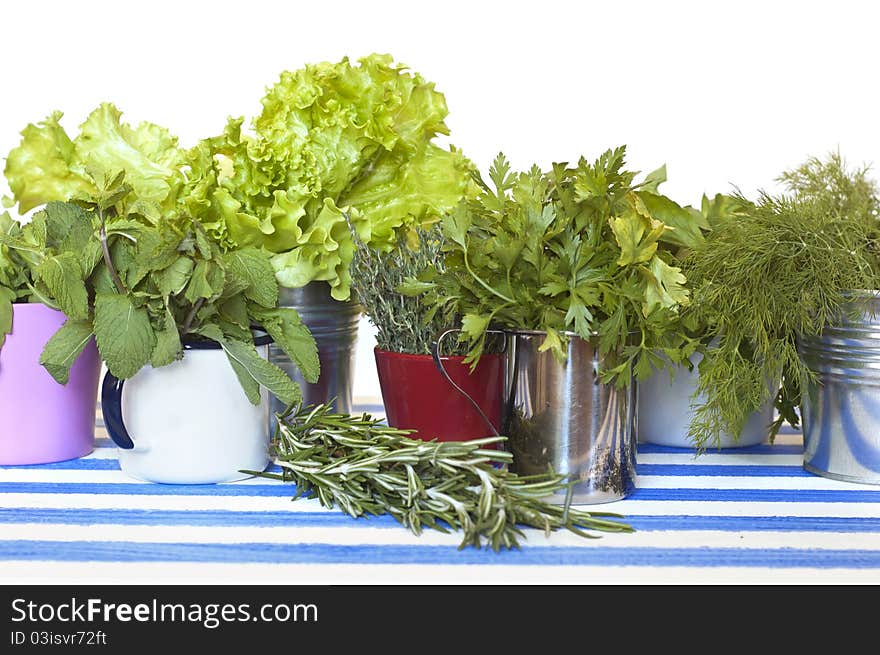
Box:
206, 53, 475, 300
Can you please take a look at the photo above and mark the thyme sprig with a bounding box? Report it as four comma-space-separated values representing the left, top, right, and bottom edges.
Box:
252, 402, 634, 551
350, 226, 463, 355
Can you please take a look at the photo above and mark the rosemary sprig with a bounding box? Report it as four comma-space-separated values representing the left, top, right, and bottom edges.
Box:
250, 402, 634, 551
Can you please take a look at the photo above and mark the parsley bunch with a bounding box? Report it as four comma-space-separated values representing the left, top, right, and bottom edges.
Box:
402, 148, 704, 385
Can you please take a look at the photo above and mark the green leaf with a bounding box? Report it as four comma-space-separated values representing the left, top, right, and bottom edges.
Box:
3, 110, 95, 214
565, 297, 594, 336
150, 305, 182, 367
39, 318, 94, 384
461, 313, 490, 340
219, 294, 250, 329
639, 191, 705, 250
35, 252, 89, 320
43, 201, 94, 252
223, 247, 278, 308
537, 328, 566, 362
80, 241, 105, 278
396, 279, 435, 296
640, 165, 667, 194
609, 208, 666, 266
93, 292, 155, 379
642, 255, 690, 316
222, 339, 300, 406
442, 204, 471, 248
251, 306, 319, 384
184, 260, 215, 303
0, 287, 16, 350
199, 323, 299, 406
157, 257, 195, 297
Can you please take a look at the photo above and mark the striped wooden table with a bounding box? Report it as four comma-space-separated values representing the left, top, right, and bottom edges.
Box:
1, 401, 879, 584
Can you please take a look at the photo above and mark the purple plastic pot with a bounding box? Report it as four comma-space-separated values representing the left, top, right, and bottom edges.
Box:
0, 303, 101, 465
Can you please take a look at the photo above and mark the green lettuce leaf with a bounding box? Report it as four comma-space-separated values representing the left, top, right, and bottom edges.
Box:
3, 112, 94, 213
199, 54, 473, 300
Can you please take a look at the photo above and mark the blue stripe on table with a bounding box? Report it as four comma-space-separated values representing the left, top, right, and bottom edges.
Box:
1, 482, 878, 502
637, 443, 804, 455
2, 540, 879, 567
0, 460, 813, 478
1, 509, 880, 533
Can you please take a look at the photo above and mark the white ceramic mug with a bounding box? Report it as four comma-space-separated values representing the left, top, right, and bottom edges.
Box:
102, 338, 271, 484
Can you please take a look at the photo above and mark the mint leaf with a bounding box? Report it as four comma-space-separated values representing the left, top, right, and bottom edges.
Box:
221, 339, 301, 406
93, 292, 155, 379
224, 248, 278, 308
39, 318, 94, 384
80, 240, 105, 278
150, 305, 181, 367
157, 256, 194, 297
0, 287, 15, 350
251, 306, 319, 384
197, 324, 299, 406
36, 252, 89, 320
43, 201, 93, 253
184, 260, 214, 303
219, 294, 249, 329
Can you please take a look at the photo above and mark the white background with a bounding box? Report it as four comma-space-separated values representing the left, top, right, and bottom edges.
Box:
1, 0, 879, 399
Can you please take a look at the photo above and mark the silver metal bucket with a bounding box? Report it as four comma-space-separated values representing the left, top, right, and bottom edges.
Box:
637, 352, 773, 448
502, 330, 636, 504
434, 329, 636, 504
270, 282, 362, 418
800, 291, 880, 484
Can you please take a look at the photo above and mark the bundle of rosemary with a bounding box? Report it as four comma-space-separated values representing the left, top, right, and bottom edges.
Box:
251, 403, 634, 550
683, 152, 880, 450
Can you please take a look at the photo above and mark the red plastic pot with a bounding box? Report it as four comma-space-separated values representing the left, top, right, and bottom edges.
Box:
374, 348, 504, 442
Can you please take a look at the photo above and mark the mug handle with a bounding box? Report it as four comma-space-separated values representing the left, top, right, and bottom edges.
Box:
101, 372, 135, 450
432, 328, 507, 438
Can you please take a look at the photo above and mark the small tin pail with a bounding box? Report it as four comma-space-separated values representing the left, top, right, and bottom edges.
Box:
800, 290, 880, 484
434, 329, 636, 504
270, 282, 362, 417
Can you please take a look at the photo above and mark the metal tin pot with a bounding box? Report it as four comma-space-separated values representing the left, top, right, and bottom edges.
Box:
436, 329, 636, 504
501, 330, 636, 504
799, 290, 880, 484
637, 352, 773, 448
270, 282, 362, 418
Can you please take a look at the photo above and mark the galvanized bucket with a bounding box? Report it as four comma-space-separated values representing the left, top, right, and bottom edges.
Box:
270, 282, 362, 418
434, 329, 636, 504
799, 290, 880, 484
637, 352, 773, 448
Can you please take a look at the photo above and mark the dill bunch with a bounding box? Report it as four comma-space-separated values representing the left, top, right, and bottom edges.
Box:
683, 151, 880, 450
350, 225, 464, 355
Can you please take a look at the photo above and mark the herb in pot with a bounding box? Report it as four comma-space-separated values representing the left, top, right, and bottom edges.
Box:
683, 151, 880, 450
195, 53, 476, 301
350, 225, 471, 355
0, 204, 107, 360
401, 149, 704, 384
3, 105, 320, 401
250, 402, 634, 551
